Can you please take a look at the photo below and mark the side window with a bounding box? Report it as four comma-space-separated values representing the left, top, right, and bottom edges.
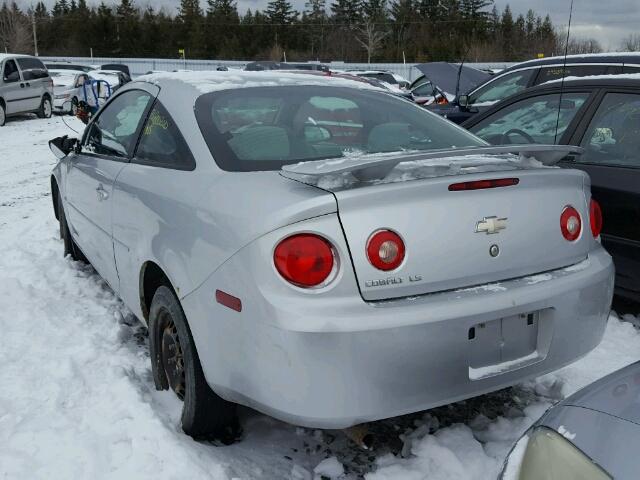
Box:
623, 66, 640, 74
2, 59, 20, 83
16, 58, 48, 80
135, 101, 196, 170
579, 92, 640, 168
84, 90, 152, 158
470, 70, 536, 106
470, 93, 590, 145
535, 65, 608, 84
413, 82, 435, 96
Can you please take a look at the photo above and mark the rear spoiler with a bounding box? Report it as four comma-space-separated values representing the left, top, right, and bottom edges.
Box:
281, 145, 584, 182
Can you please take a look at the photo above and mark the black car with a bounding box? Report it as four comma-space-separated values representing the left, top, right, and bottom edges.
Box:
463, 76, 640, 302
430, 53, 640, 124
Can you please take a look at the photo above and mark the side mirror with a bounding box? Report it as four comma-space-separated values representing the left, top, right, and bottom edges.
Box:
458, 95, 470, 108
49, 136, 79, 160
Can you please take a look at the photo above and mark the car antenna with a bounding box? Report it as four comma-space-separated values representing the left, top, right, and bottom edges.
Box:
454, 48, 470, 101
554, 0, 574, 144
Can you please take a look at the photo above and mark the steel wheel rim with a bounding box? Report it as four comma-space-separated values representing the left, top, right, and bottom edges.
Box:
44, 99, 52, 117
160, 311, 186, 400
0, 106, 5, 125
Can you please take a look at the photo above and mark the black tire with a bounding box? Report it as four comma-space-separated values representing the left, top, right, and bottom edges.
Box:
70, 97, 78, 116
0, 102, 5, 126
37, 96, 52, 119
57, 193, 87, 263
149, 285, 239, 442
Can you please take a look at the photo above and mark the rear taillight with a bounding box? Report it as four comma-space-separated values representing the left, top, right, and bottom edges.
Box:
560, 206, 582, 241
589, 199, 603, 238
274, 234, 336, 288
367, 230, 405, 271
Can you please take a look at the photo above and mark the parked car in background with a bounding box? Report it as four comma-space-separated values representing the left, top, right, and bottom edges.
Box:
50, 71, 613, 441
50, 69, 92, 115
347, 70, 411, 89
100, 63, 131, 77
89, 70, 130, 92
464, 75, 640, 302
0, 53, 53, 126
410, 79, 451, 106
245, 61, 329, 72
433, 53, 640, 124
45, 61, 94, 73
501, 360, 640, 479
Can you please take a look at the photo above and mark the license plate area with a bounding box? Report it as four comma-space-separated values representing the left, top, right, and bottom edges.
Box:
468, 311, 546, 380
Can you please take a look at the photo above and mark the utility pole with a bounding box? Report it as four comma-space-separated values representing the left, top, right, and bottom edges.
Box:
32, 14, 39, 56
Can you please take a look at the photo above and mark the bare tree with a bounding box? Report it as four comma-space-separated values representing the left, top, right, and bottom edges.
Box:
355, 21, 388, 63
620, 33, 640, 52
556, 36, 603, 55
0, 5, 33, 54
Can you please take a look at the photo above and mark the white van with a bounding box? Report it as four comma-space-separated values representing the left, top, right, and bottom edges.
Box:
0, 54, 54, 126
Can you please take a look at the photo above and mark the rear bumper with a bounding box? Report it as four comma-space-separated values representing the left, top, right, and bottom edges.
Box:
184, 246, 614, 429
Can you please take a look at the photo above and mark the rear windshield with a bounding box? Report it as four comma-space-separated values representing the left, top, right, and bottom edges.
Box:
195, 86, 485, 171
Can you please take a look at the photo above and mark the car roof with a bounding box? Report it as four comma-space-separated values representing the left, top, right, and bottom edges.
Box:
502, 52, 640, 72
138, 70, 382, 98
49, 69, 84, 75
0, 53, 32, 61
526, 73, 640, 91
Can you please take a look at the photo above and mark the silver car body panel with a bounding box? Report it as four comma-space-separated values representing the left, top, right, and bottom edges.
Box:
52, 72, 615, 428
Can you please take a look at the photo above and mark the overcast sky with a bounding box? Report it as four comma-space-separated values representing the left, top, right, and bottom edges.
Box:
23, 0, 639, 49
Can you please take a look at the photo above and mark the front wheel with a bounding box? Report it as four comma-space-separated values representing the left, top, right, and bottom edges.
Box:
37, 96, 52, 119
149, 285, 240, 442
0, 102, 5, 126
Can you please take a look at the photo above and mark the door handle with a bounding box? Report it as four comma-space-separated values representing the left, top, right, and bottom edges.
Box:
96, 184, 109, 201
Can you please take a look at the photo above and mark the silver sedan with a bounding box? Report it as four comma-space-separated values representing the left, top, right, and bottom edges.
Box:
49, 71, 614, 441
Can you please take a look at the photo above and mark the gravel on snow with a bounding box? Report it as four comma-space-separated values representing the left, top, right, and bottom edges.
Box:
0, 115, 638, 480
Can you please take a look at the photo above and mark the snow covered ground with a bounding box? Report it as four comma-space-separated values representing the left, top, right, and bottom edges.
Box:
0, 114, 638, 480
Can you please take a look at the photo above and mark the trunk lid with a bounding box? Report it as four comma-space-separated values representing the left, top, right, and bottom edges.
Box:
335, 168, 591, 300
338, 166, 593, 300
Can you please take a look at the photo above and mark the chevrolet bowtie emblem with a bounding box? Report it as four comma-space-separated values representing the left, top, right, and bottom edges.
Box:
475, 216, 508, 235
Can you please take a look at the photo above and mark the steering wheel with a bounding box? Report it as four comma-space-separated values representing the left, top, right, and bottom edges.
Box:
501, 128, 535, 144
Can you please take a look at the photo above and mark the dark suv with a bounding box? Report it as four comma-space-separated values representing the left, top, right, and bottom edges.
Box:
430, 53, 640, 124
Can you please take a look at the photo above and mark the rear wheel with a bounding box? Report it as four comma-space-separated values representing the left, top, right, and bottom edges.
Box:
149, 286, 240, 442
37, 96, 52, 119
70, 97, 78, 116
58, 194, 87, 263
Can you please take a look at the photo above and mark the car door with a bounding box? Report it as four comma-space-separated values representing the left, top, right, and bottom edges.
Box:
16, 57, 49, 111
65, 88, 155, 291
111, 98, 195, 313
467, 91, 593, 145
1, 58, 26, 114
566, 91, 640, 299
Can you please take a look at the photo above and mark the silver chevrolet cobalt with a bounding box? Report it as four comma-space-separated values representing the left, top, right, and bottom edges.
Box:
49, 71, 614, 440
